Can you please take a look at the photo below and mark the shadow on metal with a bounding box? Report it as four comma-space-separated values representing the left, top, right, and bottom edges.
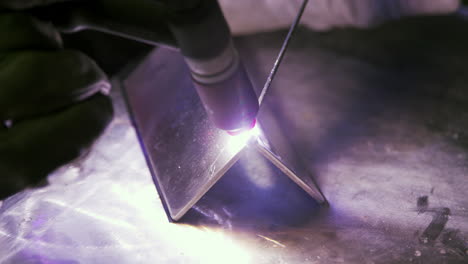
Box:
179, 146, 321, 229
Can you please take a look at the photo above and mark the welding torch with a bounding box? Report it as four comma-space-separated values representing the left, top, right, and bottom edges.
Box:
29, 0, 259, 134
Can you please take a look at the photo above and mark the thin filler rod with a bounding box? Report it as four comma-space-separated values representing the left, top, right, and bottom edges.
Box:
258, 0, 309, 104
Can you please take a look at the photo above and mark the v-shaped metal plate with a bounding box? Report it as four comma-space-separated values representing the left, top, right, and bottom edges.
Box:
123, 47, 325, 221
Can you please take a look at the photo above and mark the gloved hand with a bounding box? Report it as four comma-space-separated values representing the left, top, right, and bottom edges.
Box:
220, 0, 460, 34
0, 2, 113, 199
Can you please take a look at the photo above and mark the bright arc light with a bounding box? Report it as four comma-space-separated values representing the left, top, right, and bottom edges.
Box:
226, 123, 260, 154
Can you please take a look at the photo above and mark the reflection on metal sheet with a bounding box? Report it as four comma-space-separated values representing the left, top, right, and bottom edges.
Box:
0, 79, 256, 264
123, 47, 325, 221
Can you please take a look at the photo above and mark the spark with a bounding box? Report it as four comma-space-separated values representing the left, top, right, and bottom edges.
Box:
257, 234, 286, 248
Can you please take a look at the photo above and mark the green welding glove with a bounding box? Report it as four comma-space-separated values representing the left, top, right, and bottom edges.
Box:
0, 7, 113, 199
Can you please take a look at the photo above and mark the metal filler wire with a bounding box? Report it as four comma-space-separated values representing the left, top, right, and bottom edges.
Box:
258, 0, 309, 104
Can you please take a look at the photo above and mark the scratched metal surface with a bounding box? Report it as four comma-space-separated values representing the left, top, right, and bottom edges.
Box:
123, 49, 245, 221
1, 15, 468, 263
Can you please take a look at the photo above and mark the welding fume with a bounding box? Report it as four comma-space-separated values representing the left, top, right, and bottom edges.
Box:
0, 0, 460, 200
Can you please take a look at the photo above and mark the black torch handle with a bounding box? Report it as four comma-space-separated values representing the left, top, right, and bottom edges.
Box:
29, 0, 259, 131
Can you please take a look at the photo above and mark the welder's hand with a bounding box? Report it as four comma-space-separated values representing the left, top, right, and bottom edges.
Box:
221, 0, 460, 34
0, 10, 113, 199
